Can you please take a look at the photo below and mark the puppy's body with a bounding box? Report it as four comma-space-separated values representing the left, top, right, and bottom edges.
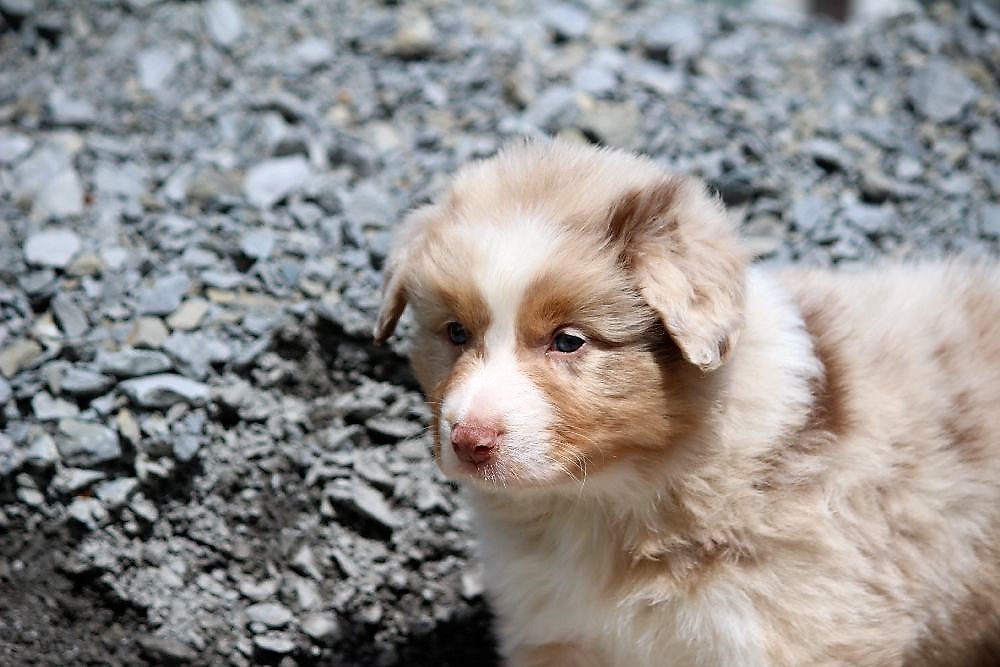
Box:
375, 140, 1000, 666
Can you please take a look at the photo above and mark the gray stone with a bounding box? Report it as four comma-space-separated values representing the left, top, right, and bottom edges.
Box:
24, 434, 59, 469
47, 89, 96, 127
578, 99, 641, 150
0, 339, 43, 378
17, 487, 45, 507
0, 377, 11, 405
57, 419, 122, 467
789, 196, 828, 232
136, 635, 198, 664
573, 64, 617, 96
67, 496, 109, 529
138, 273, 190, 316
204, 0, 243, 46
137, 48, 176, 92
24, 229, 82, 268
522, 86, 578, 132
51, 293, 89, 337
980, 204, 1000, 238
32, 392, 79, 420
119, 374, 210, 408
172, 435, 201, 462
541, 4, 590, 40
60, 367, 115, 396
642, 15, 703, 62
0, 434, 22, 477
162, 331, 231, 379
253, 634, 295, 655
290, 37, 333, 69
843, 202, 893, 235
166, 299, 209, 331
301, 613, 340, 643
13, 146, 84, 222
329, 477, 401, 529
94, 477, 139, 509
908, 61, 978, 123
239, 579, 280, 602
95, 161, 148, 199
245, 602, 293, 628
244, 156, 311, 209
0, 132, 33, 164
365, 417, 424, 441
127, 317, 170, 348
50, 467, 106, 495
240, 229, 276, 260
290, 544, 322, 580
971, 123, 1000, 158
0, 0, 33, 21
97, 349, 173, 378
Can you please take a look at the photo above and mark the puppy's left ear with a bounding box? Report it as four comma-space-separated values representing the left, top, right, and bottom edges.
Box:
373, 205, 438, 344
609, 176, 747, 371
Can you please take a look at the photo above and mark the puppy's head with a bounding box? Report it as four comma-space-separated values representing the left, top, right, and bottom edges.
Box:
375, 140, 746, 491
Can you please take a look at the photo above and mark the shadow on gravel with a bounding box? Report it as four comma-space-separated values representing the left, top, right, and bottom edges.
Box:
0, 516, 149, 667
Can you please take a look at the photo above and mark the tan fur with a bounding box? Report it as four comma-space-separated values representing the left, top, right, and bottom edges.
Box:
375, 139, 1000, 666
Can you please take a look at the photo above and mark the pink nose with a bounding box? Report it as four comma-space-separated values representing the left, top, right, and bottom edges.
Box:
451, 421, 503, 465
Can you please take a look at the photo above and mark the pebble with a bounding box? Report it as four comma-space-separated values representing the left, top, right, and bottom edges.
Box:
51, 293, 89, 337
119, 374, 210, 408
204, 0, 243, 47
94, 477, 139, 509
17, 487, 45, 507
57, 419, 122, 467
541, 4, 590, 40
243, 156, 311, 209
47, 89, 97, 127
50, 467, 106, 495
252, 634, 295, 656
240, 229, 276, 260
329, 477, 401, 530
0, 131, 32, 164
290, 37, 333, 69
980, 204, 1000, 238
908, 60, 978, 123
126, 317, 170, 348
0, 377, 11, 405
25, 433, 59, 469
32, 392, 80, 420
136, 48, 176, 92
0, 339, 43, 377
245, 602, 293, 628
137, 273, 190, 316
641, 15, 703, 62
60, 367, 115, 396
842, 201, 893, 235
166, 299, 209, 331
172, 435, 201, 462
97, 348, 173, 377
136, 635, 198, 664
24, 228, 82, 268
67, 496, 110, 529
301, 613, 340, 643
13, 146, 84, 222
290, 544, 323, 580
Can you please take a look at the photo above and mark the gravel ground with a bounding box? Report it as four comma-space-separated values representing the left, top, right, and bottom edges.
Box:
0, 0, 997, 665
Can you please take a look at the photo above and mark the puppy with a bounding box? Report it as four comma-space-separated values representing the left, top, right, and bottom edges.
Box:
374, 139, 1000, 667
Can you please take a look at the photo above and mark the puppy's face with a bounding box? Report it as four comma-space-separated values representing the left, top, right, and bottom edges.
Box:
375, 141, 747, 491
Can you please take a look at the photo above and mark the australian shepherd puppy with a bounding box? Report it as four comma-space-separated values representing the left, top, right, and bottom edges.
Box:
373, 139, 1000, 667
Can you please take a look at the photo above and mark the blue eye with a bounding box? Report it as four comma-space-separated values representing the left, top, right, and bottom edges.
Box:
552, 332, 585, 353
447, 322, 468, 345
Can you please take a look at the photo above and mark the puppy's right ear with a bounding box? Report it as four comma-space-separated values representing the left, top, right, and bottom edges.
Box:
373, 205, 437, 344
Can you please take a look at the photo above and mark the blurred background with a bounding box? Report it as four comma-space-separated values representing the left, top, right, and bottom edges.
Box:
0, 0, 997, 665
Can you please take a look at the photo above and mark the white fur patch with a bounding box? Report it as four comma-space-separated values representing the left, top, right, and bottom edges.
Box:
438, 218, 564, 484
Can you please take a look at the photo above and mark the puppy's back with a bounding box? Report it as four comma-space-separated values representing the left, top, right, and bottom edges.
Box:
779, 261, 1000, 664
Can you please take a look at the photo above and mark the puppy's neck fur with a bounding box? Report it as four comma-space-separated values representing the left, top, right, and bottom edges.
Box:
469, 268, 823, 571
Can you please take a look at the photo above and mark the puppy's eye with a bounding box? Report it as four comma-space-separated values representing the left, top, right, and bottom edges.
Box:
447, 322, 468, 345
551, 332, 585, 354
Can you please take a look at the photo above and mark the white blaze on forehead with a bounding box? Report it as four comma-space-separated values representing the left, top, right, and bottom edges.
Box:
438, 217, 565, 482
